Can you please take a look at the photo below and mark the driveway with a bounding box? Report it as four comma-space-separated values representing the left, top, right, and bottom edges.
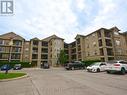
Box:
0, 68, 127, 95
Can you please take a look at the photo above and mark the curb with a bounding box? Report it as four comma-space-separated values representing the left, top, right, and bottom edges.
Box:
0, 74, 29, 82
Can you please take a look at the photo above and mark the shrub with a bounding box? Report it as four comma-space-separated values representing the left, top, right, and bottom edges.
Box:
82, 60, 101, 67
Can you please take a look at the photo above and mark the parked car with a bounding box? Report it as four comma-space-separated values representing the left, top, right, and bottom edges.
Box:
41, 63, 50, 69
13, 64, 22, 70
65, 61, 85, 70
106, 60, 127, 75
0, 64, 12, 71
87, 62, 107, 72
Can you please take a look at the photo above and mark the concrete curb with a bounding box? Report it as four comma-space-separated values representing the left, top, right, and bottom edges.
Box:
0, 74, 29, 82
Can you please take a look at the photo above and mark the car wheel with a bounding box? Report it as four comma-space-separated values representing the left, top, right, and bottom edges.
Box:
71, 67, 75, 70
121, 68, 126, 75
106, 71, 111, 74
97, 68, 100, 72
82, 67, 85, 69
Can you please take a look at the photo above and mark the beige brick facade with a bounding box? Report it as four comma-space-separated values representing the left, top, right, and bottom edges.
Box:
0, 27, 127, 67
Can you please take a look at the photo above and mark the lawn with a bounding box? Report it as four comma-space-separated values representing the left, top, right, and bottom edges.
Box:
0, 72, 26, 79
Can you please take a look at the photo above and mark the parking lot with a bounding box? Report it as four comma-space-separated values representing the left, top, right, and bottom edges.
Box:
0, 68, 127, 95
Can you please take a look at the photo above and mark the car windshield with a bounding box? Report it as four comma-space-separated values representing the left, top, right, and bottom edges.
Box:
107, 60, 118, 64
90, 63, 100, 66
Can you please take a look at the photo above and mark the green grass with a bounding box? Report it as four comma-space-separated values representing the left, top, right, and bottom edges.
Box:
0, 72, 26, 79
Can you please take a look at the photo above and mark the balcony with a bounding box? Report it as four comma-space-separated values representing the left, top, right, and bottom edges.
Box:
42, 41, 48, 47
11, 54, 20, 59
107, 48, 114, 56
32, 54, 38, 59
70, 42, 76, 48
97, 31, 101, 38
12, 47, 21, 53
41, 48, 48, 53
0, 40, 4, 45
64, 50, 68, 54
41, 54, 48, 59
77, 38, 80, 44
71, 55, 76, 60
0, 53, 9, 59
100, 48, 104, 56
105, 39, 112, 46
32, 48, 38, 54
104, 31, 111, 38
78, 45, 81, 51
98, 39, 102, 47
33, 41, 38, 46
64, 43, 68, 48
71, 48, 76, 54
13, 40, 22, 46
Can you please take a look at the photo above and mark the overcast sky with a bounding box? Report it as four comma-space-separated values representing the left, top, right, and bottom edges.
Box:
0, 0, 127, 43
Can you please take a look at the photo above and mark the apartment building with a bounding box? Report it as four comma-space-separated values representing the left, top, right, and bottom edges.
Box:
0, 32, 25, 62
0, 32, 64, 67
27, 35, 64, 67
68, 27, 127, 62
0, 26, 127, 67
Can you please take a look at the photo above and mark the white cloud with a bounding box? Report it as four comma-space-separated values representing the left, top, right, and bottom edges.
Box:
19, 0, 78, 42
0, 0, 127, 43
81, 0, 127, 35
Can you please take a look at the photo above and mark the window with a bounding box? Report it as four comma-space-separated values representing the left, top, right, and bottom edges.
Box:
93, 42, 96, 47
115, 40, 120, 46
33, 41, 38, 46
0, 40, 4, 45
100, 48, 104, 56
42, 41, 48, 46
98, 39, 102, 46
88, 52, 90, 56
86, 37, 88, 40
77, 38, 80, 44
121, 61, 127, 64
117, 49, 122, 55
104, 31, 111, 37
92, 33, 95, 37
114, 32, 119, 35
0, 47, 3, 52
94, 50, 97, 55
25, 48, 29, 51
107, 48, 113, 56
105, 39, 112, 46
97, 31, 101, 38
13, 40, 22, 46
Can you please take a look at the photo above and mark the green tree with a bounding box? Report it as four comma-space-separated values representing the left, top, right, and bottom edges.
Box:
58, 50, 68, 65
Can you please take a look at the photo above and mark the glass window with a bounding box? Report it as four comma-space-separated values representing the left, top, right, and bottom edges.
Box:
115, 40, 120, 46
0, 47, 3, 51
114, 32, 119, 35
0, 40, 4, 45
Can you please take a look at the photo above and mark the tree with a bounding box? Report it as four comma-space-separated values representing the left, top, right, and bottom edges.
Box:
58, 50, 68, 66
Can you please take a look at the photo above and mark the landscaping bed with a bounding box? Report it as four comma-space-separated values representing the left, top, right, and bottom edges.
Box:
0, 72, 26, 80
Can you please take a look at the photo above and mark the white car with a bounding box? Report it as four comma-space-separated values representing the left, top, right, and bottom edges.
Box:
106, 60, 127, 75
87, 62, 107, 72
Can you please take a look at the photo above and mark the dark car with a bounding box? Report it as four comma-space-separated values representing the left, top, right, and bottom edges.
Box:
13, 64, 22, 70
65, 61, 85, 70
41, 63, 50, 69
0, 64, 12, 71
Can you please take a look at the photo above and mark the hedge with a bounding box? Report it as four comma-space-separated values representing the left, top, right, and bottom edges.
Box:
82, 60, 101, 67
0, 61, 34, 68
